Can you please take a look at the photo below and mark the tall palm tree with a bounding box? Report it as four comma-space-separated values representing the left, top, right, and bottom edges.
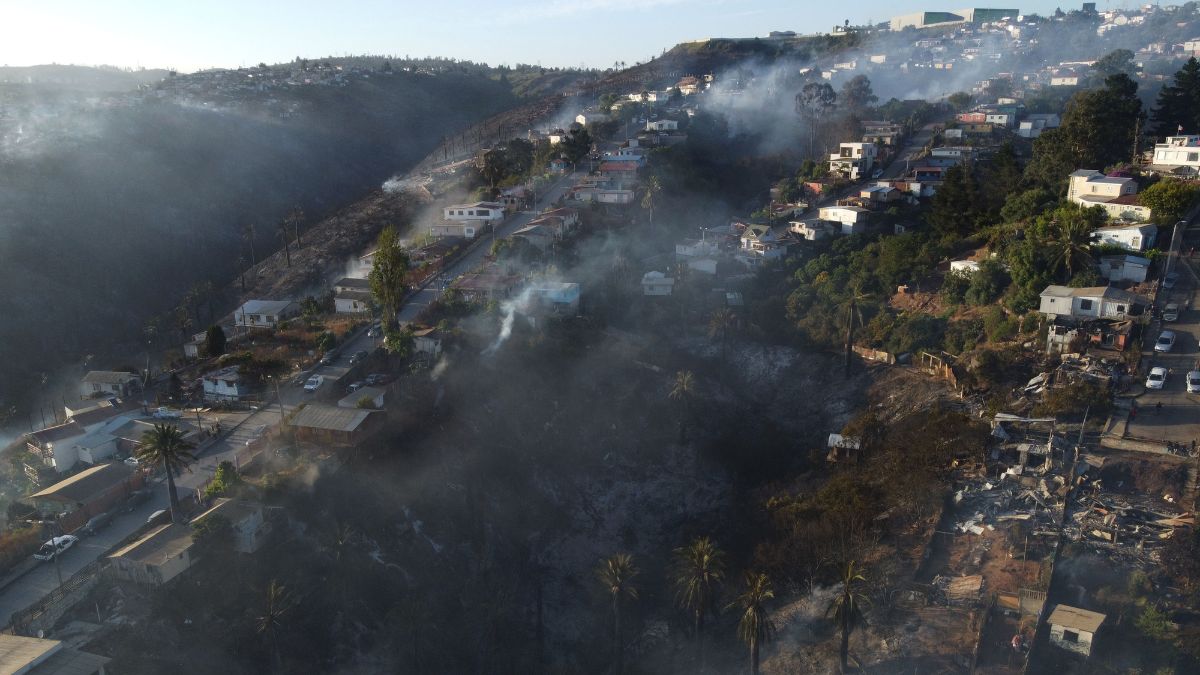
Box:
256, 579, 295, 672
596, 553, 639, 674
669, 370, 695, 442
727, 571, 775, 675
826, 561, 869, 673
673, 537, 726, 638
137, 423, 196, 523
641, 175, 663, 226
1048, 216, 1095, 281
276, 221, 292, 267
838, 283, 870, 378
708, 308, 736, 364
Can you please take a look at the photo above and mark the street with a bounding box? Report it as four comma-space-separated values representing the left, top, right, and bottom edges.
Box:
880, 122, 941, 179
1129, 260, 1200, 446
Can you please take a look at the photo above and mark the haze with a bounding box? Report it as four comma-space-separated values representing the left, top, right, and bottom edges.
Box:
2, 0, 1071, 72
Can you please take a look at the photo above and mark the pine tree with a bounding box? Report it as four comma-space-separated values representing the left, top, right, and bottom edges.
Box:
1153, 58, 1200, 137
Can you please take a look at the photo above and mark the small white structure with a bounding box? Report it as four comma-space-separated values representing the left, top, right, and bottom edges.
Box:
1047, 604, 1105, 657
949, 259, 982, 274
526, 282, 581, 314
1038, 285, 1143, 321
642, 271, 675, 296
333, 277, 373, 314
1092, 223, 1158, 252
818, 206, 870, 235
192, 498, 271, 553
108, 523, 196, 586
789, 220, 836, 241
828, 142, 878, 181
430, 222, 479, 240
234, 300, 299, 329
575, 112, 609, 126
202, 366, 251, 402
1017, 113, 1060, 138
412, 327, 443, 356
1099, 254, 1150, 283
645, 119, 678, 132
1151, 135, 1200, 173
339, 386, 386, 409
80, 371, 139, 400
443, 202, 505, 224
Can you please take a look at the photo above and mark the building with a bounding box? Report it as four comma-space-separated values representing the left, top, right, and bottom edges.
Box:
412, 327, 443, 357
828, 143, 878, 181
1099, 254, 1150, 283
191, 498, 271, 553
575, 112, 609, 126
789, 220, 837, 241
332, 278, 373, 314
1092, 223, 1158, 252
443, 202, 505, 224
289, 404, 384, 445
25, 462, 142, 532
1150, 135, 1200, 173
338, 386, 386, 410
25, 422, 88, 475
819, 205, 870, 235
889, 8, 1019, 31
641, 271, 675, 296
738, 224, 789, 265
79, 371, 139, 400
107, 523, 196, 586
526, 282, 582, 314
201, 366, 251, 402
429, 222, 480, 239
1017, 113, 1060, 138
1047, 604, 1105, 657
1067, 170, 1149, 221
234, 300, 299, 329
0, 634, 110, 674
1038, 285, 1144, 321
645, 119, 678, 132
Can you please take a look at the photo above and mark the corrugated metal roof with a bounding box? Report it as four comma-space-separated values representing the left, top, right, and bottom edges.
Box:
290, 404, 375, 433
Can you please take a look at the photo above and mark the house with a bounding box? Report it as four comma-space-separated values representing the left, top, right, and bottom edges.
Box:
443, 202, 505, 224
1047, 604, 1105, 657
539, 207, 580, 232
676, 237, 721, 260
498, 186, 531, 212
412, 327, 443, 357
202, 366, 251, 402
107, 523, 195, 586
789, 220, 837, 241
1067, 170, 1149, 221
288, 404, 384, 446
338, 386, 386, 409
510, 223, 557, 253
598, 160, 639, 184
1038, 285, 1144, 321
675, 75, 701, 95
25, 421, 87, 474
430, 222, 479, 240
191, 498, 271, 553
826, 433, 862, 462
234, 300, 299, 329
1017, 113, 1060, 138
1099, 254, 1151, 283
739, 224, 789, 265
569, 186, 635, 204
452, 269, 521, 302
860, 185, 902, 204
828, 142, 878, 180
25, 462, 142, 532
80, 371, 138, 400
1150, 135, 1200, 173
642, 271, 675, 296
645, 119, 678, 132
335, 290, 373, 314
333, 277, 370, 295
549, 158, 569, 173
1092, 223, 1158, 252
1050, 75, 1081, 87
526, 282, 582, 314
575, 112, 609, 126
819, 205, 870, 235
0, 634, 110, 674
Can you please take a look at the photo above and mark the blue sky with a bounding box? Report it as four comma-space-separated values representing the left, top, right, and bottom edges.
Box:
1, 1, 1073, 72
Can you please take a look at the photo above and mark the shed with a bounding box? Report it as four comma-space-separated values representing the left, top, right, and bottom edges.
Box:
25, 462, 141, 531
107, 523, 196, 586
289, 404, 384, 446
1048, 604, 1105, 657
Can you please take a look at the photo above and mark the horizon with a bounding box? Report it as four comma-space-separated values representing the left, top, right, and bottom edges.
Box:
1, 0, 1071, 74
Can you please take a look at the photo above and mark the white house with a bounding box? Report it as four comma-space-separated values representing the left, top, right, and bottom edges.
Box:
789, 220, 837, 241
430, 222, 479, 240
1067, 170, 1149, 221
333, 277, 372, 314
1099, 254, 1151, 283
1151, 135, 1200, 173
1092, 223, 1158, 252
575, 112, 609, 126
201, 366, 251, 402
1050, 75, 1080, 86
234, 300, 299, 329
107, 523, 196, 586
739, 224, 788, 265
1038, 285, 1143, 321
25, 421, 87, 474
1047, 604, 1105, 657
818, 205, 870, 235
443, 202, 504, 224
192, 498, 271, 553
642, 271, 675, 296
645, 119, 678, 132
80, 371, 139, 400
828, 142, 878, 181
412, 327, 443, 357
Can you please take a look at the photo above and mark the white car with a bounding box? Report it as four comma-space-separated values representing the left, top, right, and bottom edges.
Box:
303, 375, 324, 392
152, 407, 182, 419
1155, 330, 1177, 353
1188, 371, 1200, 394
1147, 366, 1168, 390
34, 535, 78, 561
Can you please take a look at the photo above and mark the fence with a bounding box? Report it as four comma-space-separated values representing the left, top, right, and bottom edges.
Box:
8, 559, 105, 636
852, 345, 897, 365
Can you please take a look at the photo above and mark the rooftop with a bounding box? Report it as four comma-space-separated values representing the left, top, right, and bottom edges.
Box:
28, 462, 134, 504
192, 497, 261, 527
0, 633, 110, 675
26, 421, 86, 446
108, 523, 194, 566
334, 290, 374, 302
337, 387, 386, 409
334, 277, 370, 289
1048, 604, 1106, 633
290, 404, 377, 433
237, 299, 296, 316
81, 370, 137, 385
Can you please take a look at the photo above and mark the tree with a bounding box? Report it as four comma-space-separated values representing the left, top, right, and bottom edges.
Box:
708, 307, 736, 364
136, 424, 196, 524
840, 75, 877, 112
673, 537, 726, 638
727, 571, 775, 675
839, 284, 871, 377
1091, 49, 1138, 79
641, 175, 663, 226
669, 370, 695, 442
1046, 206, 1102, 281
946, 91, 973, 113
368, 226, 410, 328
1139, 179, 1200, 225
796, 82, 837, 159
203, 325, 226, 358
257, 579, 296, 672
827, 561, 869, 673
284, 207, 305, 247
928, 165, 982, 239
276, 220, 291, 267
1152, 57, 1200, 136
384, 326, 415, 358
596, 553, 639, 674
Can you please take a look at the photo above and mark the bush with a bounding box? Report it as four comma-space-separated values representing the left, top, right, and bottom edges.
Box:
983, 306, 1018, 343
1034, 380, 1113, 418
0, 528, 43, 574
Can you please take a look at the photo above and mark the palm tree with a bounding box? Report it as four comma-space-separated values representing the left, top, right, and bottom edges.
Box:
137, 424, 196, 523
673, 537, 726, 638
838, 283, 870, 378
669, 370, 695, 442
727, 571, 775, 675
826, 561, 869, 673
708, 308, 736, 364
1048, 216, 1095, 281
641, 176, 663, 226
596, 553, 639, 674
286, 206, 305, 247
276, 221, 292, 267
256, 579, 295, 672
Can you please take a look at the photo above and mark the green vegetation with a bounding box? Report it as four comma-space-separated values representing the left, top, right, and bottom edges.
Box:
368, 225, 411, 328
204, 325, 227, 358
136, 423, 197, 524
202, 460, 242, 500
596, 553, 639, 674
1140, 179, 1200, 225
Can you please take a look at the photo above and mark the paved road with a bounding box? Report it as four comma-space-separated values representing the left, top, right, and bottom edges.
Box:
880, 123, 941, 180
0, 487, 168, 626
1130, 262, 1200, 446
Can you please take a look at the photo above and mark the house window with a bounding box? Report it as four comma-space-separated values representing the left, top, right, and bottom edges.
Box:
1116, 304, 1126, 313
1079, 300, 1093, 310
1190, 153, 1199, 162
1062, 630, 1079, 643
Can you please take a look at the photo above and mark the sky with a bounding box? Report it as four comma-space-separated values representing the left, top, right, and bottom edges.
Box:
0, 0, 1080, 73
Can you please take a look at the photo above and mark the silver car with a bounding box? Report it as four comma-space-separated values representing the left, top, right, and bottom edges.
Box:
1155, 330, 1177, 353
1188, 370, 1200, 394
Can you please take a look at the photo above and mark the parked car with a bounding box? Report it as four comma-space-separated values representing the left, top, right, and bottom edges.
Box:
123, 456, 140, 466
146, 509, 169, 525
1155, 330, 1177, 353
1164, 303, 1181, 322
1188, 370, 1200, 394
1163, 271, 1180, 289
347, 382, 365, 393
124, 489, 152, 512
365, 373, 392, 386
80, 512, 114, 536
367, 322, 382, 338
304, 375, 324, 392
350, 350, 370, 365
1147, 366, 1168, 390
152, 406, 182, 419
319, 353, 335, 366
34, 535, 78, 562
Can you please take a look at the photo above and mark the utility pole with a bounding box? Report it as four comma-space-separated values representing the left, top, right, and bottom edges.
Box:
274, 377, 286, 432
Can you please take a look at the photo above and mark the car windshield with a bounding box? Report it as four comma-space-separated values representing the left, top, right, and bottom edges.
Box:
1150, 373, 1164, 381
1159, 336, 1172, 344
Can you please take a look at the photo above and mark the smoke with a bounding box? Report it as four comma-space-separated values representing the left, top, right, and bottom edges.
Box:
482, 287, 535, 356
